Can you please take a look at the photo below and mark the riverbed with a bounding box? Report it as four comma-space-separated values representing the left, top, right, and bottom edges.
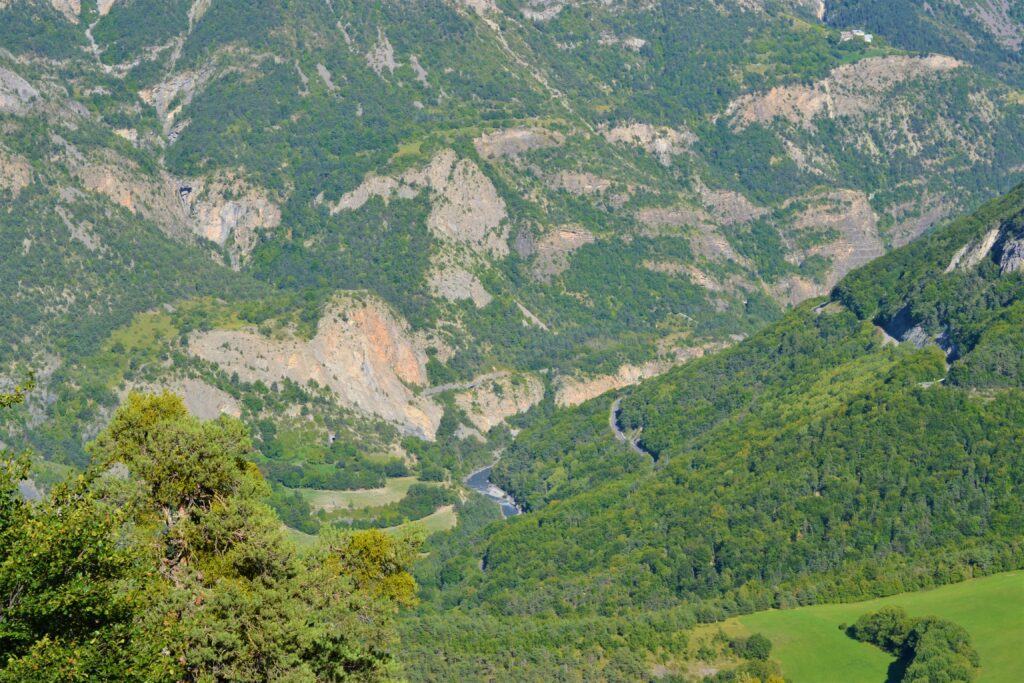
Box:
464, 466, 521, 518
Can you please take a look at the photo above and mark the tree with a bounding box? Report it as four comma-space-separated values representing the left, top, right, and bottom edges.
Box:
1, 392, 422, 681
0, 376, 141, 682
848, 608, 980, 682
742, 634, 772, 661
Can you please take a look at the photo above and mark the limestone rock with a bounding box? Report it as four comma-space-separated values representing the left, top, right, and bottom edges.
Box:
549, 171, 611, 196
0, 68, 39, 115
139, 69, 213, 135
330, 150, 509, 258
474, 128, 564, 160
189, 294, 442, 439
49, 0, 80, 22
366, 28, 398, 76
999, 235, 1024, 274
185, 177, 281, 263
428, 265, 493, 307
454, 373, 545, 432
0, 148, 31, 197
945, 227, 1001, 272
128, 379, 241, 421
774, 190, 884, 304
531, 225, 594, 282
727, 55, 963, 131
601, 123, 695, 166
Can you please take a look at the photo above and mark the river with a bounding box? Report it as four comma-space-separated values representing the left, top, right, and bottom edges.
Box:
464, 465, 521, 518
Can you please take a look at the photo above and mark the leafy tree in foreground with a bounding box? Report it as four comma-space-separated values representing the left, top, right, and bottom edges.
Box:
0, 392, 421, 682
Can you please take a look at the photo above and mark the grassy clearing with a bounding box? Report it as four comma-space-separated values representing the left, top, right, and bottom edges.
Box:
300, 477, 418, 512
386, 505, 457, 535
719, 571, 1024, 682
283, 503, 456, 549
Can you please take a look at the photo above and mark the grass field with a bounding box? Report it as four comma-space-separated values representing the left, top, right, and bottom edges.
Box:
282, 504, 457, 548
386, 505, 457, 535
300, 477, 418, 512
720, 572, 1024, 682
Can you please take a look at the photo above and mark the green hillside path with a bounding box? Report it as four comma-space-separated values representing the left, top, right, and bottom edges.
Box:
731, 571, 1023, 682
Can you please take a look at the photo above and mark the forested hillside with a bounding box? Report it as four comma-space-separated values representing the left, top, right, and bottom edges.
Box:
400, 184, 1024, 680
2, 1, 1023, 501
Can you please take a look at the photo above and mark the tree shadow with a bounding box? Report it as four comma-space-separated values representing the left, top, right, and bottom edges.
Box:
842, 625, 912, 683
884, 654, 912, 683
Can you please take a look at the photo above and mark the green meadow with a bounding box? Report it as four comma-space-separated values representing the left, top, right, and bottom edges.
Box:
727, 571, 1023, 682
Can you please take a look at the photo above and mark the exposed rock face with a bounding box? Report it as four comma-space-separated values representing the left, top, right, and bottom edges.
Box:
945, 227, 1001, 272
366, 28, 399, 76
1000, 235, 1024, 274
0, 68, 39, 115
0, 148, 31, 196
49, 0, 80, 22
174, 379, 241, 420
457, 0, 499, 15
554, 361, 674, 407
554, 341, 728, 406
887, 194, 954, 247
531, 225, 595, 282
601, 123, 695, 166
331, 149, 509, 258
316, 63, 337, 91
76, 163, 139, 211
185, 176, 282, 263
772, 191, 884, 305
643, 261, 726, 292
69, 150, 192, 238
727, 56, 963, 131
409, 55, 430, 87
17, 479, 42, 502
637, 205, 714, 231
330, 175, 398, 212
518, 0, 566, 20
56, 206, 102, 251
902, 325, 933, 348
550, 171, 611, 195
189, 295, 442, 438
695, 229, 752, 267
454, 373, 545, 432
597, 32, 647, 51
474, 127, 564, 160
427, 155, 509, 256
188, 0, 212, 24
139, 69, 213, 135
516, 302, 549, 330
694, 177, 767, 226
638, 202, 755, 269
428, 265, 493, 307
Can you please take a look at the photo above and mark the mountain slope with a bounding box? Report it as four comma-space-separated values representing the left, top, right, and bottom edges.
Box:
403, 184, 1024, 680
826, 0, 1024, 82
2, 0, 1024, 517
